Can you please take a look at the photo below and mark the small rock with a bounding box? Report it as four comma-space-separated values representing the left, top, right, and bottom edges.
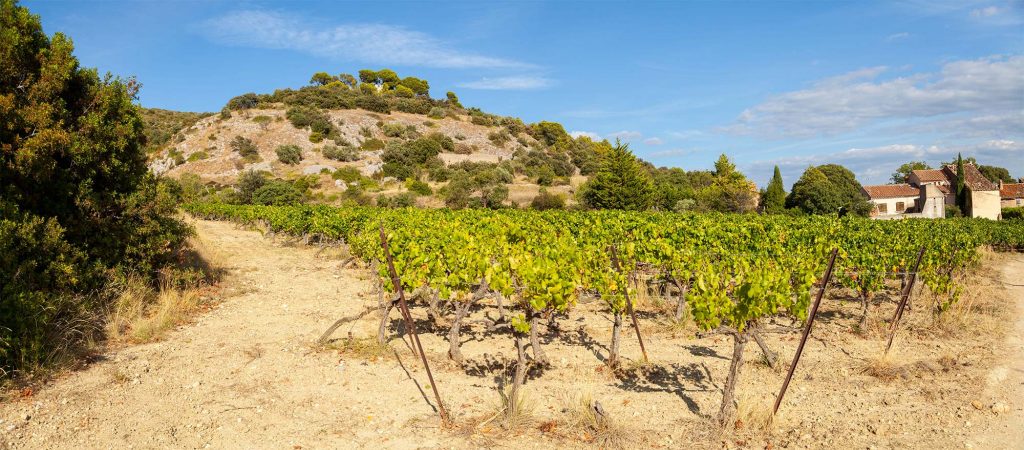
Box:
22, 414, 30, 421
971, 400, 983, 410
991, 402, 1009, 415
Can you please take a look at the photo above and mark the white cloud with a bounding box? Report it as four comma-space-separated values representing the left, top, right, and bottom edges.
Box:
727, 55, 1024, 139
607, 130, 643, 140
456, 76, 552, 90
970, 6, 1001, 17
648, 148, 700, 158
201, 10, 529, 69
643, 137, 665, 146
886, 32, 910, 41
569, 130, 602, 140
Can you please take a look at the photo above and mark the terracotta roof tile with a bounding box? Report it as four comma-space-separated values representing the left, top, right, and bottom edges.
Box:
911, 169, 949, 183
862, 184, 921, 199
943, 164, 998, 191
1002, 183, 1024, 199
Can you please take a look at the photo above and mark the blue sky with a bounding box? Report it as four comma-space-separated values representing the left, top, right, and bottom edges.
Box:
27, 0, 1024, 186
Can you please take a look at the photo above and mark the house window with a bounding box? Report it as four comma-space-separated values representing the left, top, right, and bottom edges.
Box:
896, 201, 905, 212
878, 203, 888, 214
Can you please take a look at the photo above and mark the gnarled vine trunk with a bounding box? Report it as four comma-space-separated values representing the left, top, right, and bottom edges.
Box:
718, 329, 749, 426
674, 280, 689, 321
447, 300, 473, 365
528, 310, 548, 365
608, 311, 623, 367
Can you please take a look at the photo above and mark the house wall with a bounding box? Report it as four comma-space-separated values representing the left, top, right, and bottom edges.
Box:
919, 185, 946, 219
869, 196, 919, 216
1003, 198, 1023, 208
970, 190, 1001, 220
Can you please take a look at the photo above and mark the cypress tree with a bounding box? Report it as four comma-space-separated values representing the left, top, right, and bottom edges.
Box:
955, 153, 968, 213
762, 166, 786, 214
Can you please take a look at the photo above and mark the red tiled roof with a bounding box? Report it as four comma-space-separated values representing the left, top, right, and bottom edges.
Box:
1002, 183, 1024, 199
936, 185, 953, 195
862, 184, 921, 199
911, 169, 948, 183
942, 164, 998, 191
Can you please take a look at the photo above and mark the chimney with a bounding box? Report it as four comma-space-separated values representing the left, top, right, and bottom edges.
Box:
999, 180, 1004, 189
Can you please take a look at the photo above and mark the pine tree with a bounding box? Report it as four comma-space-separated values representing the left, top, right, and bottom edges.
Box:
579, 141, 654, 210
761, 166, 786, 214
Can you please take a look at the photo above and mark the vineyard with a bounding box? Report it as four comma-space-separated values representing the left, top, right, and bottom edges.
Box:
183, 202, 1024, 429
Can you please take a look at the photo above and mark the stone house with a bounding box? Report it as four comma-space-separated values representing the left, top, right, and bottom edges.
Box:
861, 163, 1001, 219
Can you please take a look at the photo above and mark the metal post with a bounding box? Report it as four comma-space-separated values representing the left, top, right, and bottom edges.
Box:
379, 225, 450, 424
885, 247, 926, 355
772, 247, 839, 416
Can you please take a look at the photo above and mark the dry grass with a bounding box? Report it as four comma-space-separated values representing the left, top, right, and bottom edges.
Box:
559, 391, 634, 448
734, 392, 774, 433
859, 354, 904, 381
326, 335, 392, 362
105, 275, 206, 344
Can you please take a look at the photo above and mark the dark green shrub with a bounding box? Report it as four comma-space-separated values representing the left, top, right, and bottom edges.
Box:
531, 188, 566, 210
356, 95, 390, 113
275, 145, 303, 165
234, 170, 268, 204
361, 138, 386, 151
1002, 207, 1022, 220
252, 181, 303, 206
230, 136, 258, 157
322, 145, 361, 162
226, 92, 261, 110
406, 179, 433, 196
377, 192, 417, 208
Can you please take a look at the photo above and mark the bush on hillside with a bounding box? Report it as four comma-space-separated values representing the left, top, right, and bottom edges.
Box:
275, 145, 303, 165
252, 181, 303, 206
531, 189, 566, 210
230, 136, 258, 157
322, 145, 361, 162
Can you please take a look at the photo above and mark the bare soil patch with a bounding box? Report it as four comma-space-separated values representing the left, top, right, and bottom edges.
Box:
2, 220, 1021, 449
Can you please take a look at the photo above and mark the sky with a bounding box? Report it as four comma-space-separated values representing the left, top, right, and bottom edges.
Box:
26, 0, 1024, 186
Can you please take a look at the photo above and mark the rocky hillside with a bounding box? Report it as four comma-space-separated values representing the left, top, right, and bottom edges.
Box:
150, 107, 531, 183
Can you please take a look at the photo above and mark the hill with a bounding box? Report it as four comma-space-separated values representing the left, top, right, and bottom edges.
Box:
146, 69, 604, 207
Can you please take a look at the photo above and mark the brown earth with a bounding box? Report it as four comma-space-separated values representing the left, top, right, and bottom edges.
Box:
2, 219, 1022, 449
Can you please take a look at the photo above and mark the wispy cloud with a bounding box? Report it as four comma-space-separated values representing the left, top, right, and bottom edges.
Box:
726, 55, 1024, 139
643, 137, 665, 146
569, 130, 602, 140
971, 5, 1002, 17
648, 148, 701, 159
456, 75, 552, 90
886, 32, 911, 41
200, 10, 530, 69
607, 130, 643, 140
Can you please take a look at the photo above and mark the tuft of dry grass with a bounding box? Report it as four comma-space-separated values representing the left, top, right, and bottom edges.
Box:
859, 354, 905, 382
326, 335, 392, 362
560, 391, 634, 448
105, 276, 204, 344
734, 393, 775, 433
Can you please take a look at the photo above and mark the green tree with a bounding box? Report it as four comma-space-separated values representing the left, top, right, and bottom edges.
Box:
399, 76, 430, 96
0, 0, 188, 373
234, 170, 268, 204
309, 71, 334, 86
230, 136, 258, 157
786, 164, 871, 216
890, 161, 931, 184
358, 69, 378, 84
337, 73, 358, 88
530, 121, 570, 147
578, 141, 654, 210
761, 166, 786, 214
978, 164, 1013, 184
446, 91, 462, 108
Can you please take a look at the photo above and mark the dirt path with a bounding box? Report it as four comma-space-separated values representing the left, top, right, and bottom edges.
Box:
968, 255, 1024, 450
1, 220, 1023, 449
